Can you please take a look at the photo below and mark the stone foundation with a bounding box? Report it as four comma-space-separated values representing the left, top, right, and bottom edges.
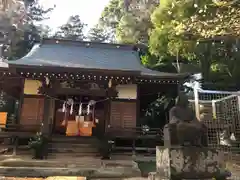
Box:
0, 157, 141, 178
156, 146, 229, 179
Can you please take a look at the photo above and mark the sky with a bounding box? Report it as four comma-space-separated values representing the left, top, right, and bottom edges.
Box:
38, 0, 110, 32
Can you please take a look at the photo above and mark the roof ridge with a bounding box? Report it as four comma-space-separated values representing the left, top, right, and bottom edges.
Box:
41, 38, 138, 51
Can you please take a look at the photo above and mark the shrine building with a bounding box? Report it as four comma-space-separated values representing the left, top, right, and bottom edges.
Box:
0, 39, 188, 155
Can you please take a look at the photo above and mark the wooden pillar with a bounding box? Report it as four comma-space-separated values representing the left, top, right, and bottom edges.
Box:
105, 99, 111, 133
16, 78, 24, 124
42, 96, 51, 136
136, 84, 140, 126
13, 78, 24, 156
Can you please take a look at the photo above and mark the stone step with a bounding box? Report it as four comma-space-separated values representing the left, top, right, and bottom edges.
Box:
50, 136, 99, 144
0, 165, 141, 178
0, 157, 102, 168
49, 142, 99, 149
48, 146, 99, 153
47, 152, 100, 159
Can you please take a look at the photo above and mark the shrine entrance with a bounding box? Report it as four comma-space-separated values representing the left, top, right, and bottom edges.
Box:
52, 95, 108, 137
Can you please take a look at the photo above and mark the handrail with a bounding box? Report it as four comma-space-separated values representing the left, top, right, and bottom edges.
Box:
0, 124, 42, 136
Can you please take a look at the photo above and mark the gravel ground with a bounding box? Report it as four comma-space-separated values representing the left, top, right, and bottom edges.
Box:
226, 163, 240, 180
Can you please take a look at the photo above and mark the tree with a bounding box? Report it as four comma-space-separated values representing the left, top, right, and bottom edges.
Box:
26, 0, 54, 21
4, 0, 54, 60
149, 0, 240, 84
116, 0, 158, 44
99, 0, 158, 44
173, 0, 240, 83
149, 0, 214, 80
99, 0, 125, 41
37, 25, 52, 38
180, 1, 240, 38
87, 25, 111, 42
54, 15, 86, 40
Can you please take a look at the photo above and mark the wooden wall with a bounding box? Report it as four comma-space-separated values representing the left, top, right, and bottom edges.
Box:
20, 96, 44, 130
109, 101, 136, 129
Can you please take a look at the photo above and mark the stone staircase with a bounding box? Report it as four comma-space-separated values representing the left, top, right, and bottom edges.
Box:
47, 136, 101, 159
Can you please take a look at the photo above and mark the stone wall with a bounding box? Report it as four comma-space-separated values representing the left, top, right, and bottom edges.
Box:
156, 146, 227, 179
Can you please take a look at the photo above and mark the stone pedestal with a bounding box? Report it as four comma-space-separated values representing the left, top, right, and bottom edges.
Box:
156, 146, 229, 180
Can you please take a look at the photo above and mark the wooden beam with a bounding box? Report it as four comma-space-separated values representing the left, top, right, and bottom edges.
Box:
14, 65, 140, 76
51, 87, 118, 97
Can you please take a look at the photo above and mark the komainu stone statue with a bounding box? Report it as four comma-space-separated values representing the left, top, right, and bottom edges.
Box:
154, 93, 231, 180
164, 93, 208, 147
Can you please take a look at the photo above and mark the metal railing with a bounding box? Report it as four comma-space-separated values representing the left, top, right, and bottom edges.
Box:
190, 87, 240, 178
106, 126, 163, 139
105, 126, 163, 155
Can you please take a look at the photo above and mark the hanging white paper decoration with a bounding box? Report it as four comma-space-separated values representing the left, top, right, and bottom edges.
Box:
62, 102, 66, 112
0, 91, 6, 108
62, 98, 74, 114
66, 98, 74, 115
87, 100, 96, 114
87, 104, 90, 115
78, 102, 82, 115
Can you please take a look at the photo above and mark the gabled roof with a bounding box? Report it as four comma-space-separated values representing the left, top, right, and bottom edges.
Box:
7, 39, 188, 79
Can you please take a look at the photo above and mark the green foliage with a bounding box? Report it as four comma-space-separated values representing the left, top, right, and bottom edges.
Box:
28, 132, 45, 149
27, 0, 54, 21
99, 0, 124, 40
149, 0, 199, 59
28, 132, 47, 159
54, 15, 86, 40
99, 0, 158, 44
87, 25, 111, 42
141, 95, 174, 127
147, 0, 240, 83
181, 1, 240, 38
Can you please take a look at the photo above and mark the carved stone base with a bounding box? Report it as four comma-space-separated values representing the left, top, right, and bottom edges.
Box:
156, 146, 230, 180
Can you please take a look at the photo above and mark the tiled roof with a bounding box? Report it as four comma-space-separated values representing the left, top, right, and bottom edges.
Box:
7, 39, 187, 79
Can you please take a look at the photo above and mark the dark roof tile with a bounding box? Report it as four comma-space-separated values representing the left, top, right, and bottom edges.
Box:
8, 39, 187, 79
